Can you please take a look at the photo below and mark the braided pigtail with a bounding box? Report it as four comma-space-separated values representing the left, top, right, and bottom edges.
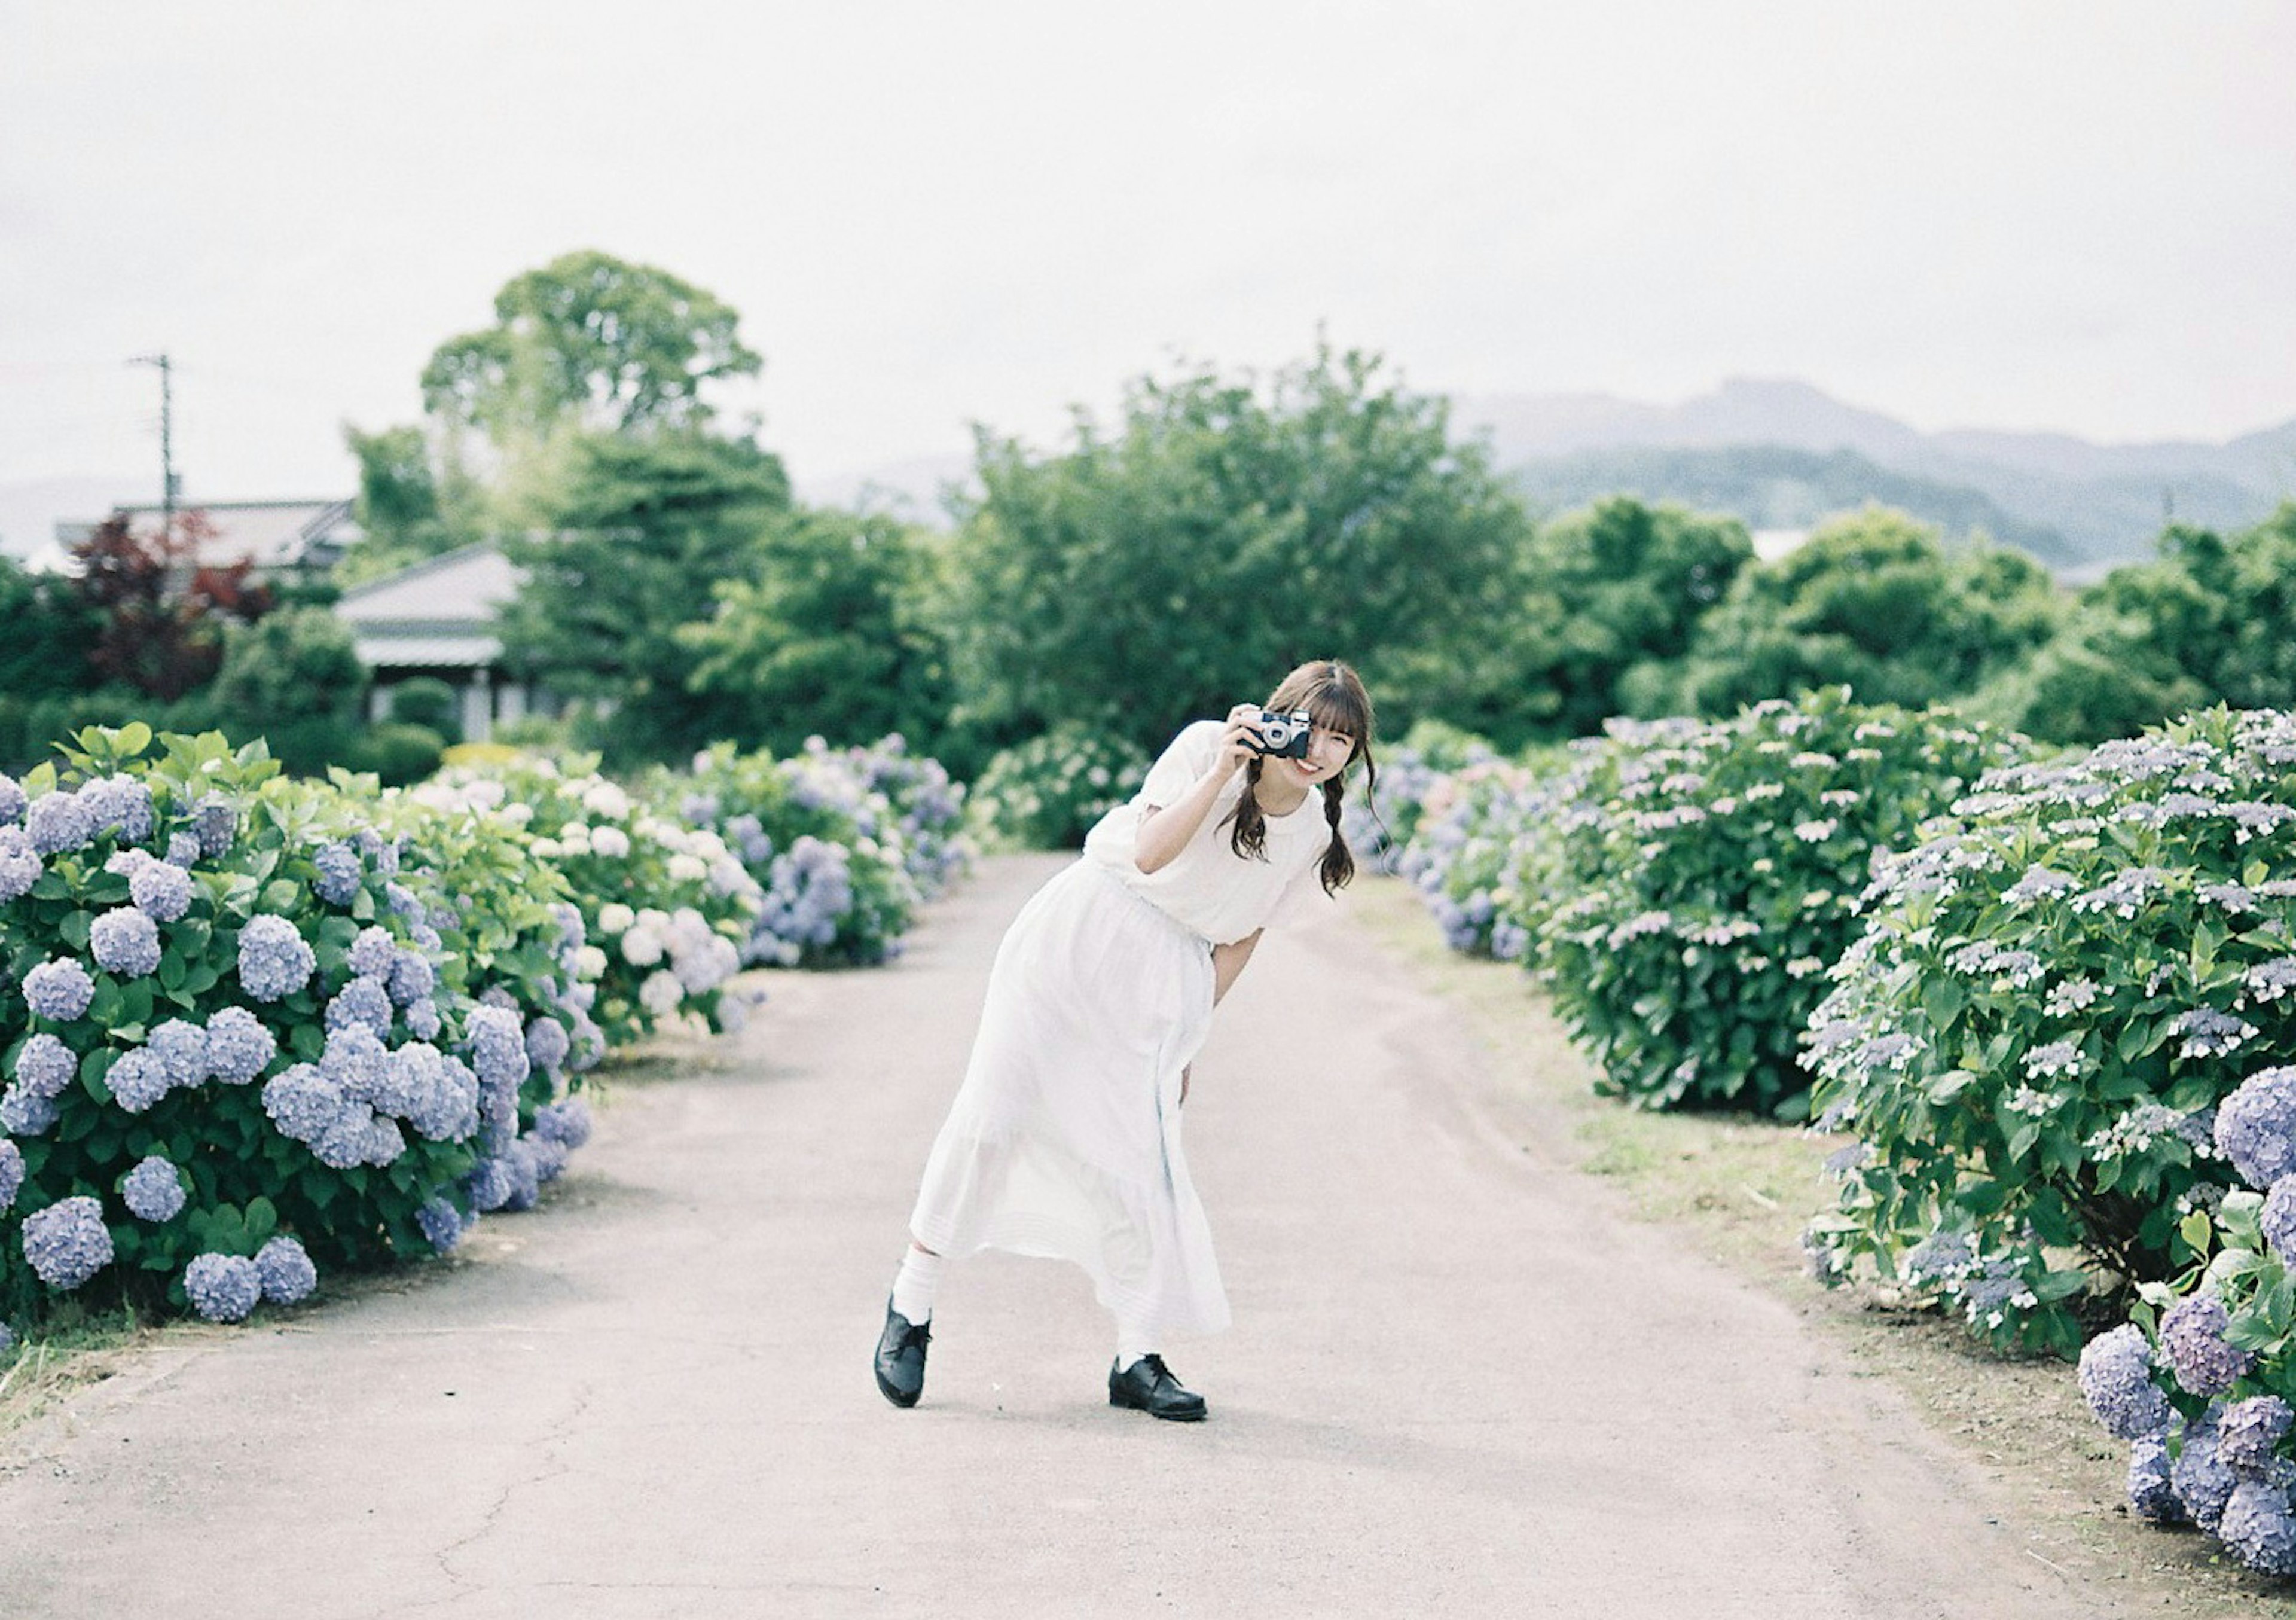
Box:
1316, 747, 1376, 894
1222, 758, 1270, 862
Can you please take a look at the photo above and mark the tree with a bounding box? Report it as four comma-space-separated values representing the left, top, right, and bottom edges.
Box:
207, 607, 372, 773
938, 343, 1537, 755
678, 507, 955, 757
0, 554, 100, 698
497, 430, 792, 762
1661, 507, 2061, 716
420, 249, 762, 443
335, 424, 483, 587
68, 511, 272, 702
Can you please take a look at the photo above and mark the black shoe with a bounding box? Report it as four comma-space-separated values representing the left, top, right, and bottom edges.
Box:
1108, 1353, 1207, 1422
874, 1298, 929, 1408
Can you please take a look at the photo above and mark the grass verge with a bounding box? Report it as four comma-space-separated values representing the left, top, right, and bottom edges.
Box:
1349, 872, 2295, 1617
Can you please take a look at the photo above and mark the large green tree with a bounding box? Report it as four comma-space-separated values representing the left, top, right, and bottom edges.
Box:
497, 431, 792, 762
938, 344, 1537, 754
678, 507, 955, 759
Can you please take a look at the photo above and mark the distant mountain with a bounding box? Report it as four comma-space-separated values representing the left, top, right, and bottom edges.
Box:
1458, 379, 2296, 566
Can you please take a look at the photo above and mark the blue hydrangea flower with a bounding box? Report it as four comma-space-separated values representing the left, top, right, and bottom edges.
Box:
164, 831, 202, 867
78, 775, 154, 843
2217, 1395, 2294, 1482
2172, 1409, 2238, 1533
203, 1007, 276, 1084
0, 772, 23, 825
12, 1033, 78, 1100
319, 1023, 387, 1106
2127, 1435, 2184, 1523
193, 794, 236, 858
347, 926, 395, 978
22, 1196, 113, 1289
404, 998, 442, 1042
1, 1087, 58, 1136
2078, 1323, 2172, 1439
2217, 1067, 2296, 1190
465, 1005, 530, 1091
23, 957, 95, 1023
0, 1138, 22, 1212
106, 1048, 173, 1113
129, 857, 193, 922
387, 950, 435, 1009
309, 841, 361, 906
532, 1096, 592, 1150
2221, 1479, 2296, 1575
0, 827, 41, 902
549, 901, 585, 951
324, 975, 393, 1038
237, 915, 316, 1002
2161, 1295, 2257, 1396
89, 908, 163, 978
384, 881, 419, 918
355, 829, 401, 875
466, 1155, 515, 1213
25, 791, 94, 855
499, 1138, 541, 1212
0, 1320, 13, 1356
526, 1130, 570, 1184
148, 1018, 210, 1089
261, 1063, 349, 1145
253, 1235, 317, 1304
525, 1017, 570, 1074
309, 1103, 383, 1170
182, 1252, 261, 1322
414, 1196, 463, 1255
121, 1154, 187, 1222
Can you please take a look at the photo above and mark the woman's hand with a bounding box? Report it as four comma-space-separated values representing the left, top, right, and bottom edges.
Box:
1214, 704, 1266, 776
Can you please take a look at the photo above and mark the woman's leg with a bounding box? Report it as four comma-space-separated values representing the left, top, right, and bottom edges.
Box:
890, 1237, 943, 1325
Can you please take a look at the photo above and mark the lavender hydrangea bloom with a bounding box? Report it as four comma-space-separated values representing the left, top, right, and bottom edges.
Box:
25, 791, 94, 855
261, 1063, 349, 1145
182, 1253, 261, 1322
2078, 1324, 2172, 1439
385, 881, 419, 919
193, 794, 237, 856
121, 1155, 187, 1222
0, 773, 23, 825
2216, 1067, 2296, 1189
465, 1005, 530, 1091
13, 1033, 77, 1100
404, 998, 441, 1042
499, 1137, 541, 1212
0, 827, 42, 902
466, 1155, 515, 1213
237, 915, 316, 1002
2173, 1408, 2239, 1533
2161, 1295, 2255, 1397
387, 950, 435, 1009
347, 926, 396, 978
526, 1130, 570, 1183
2263, 1177, 2296, 1265
319, 1024, 387, 1106
253, 1235, 317, 1304
79, 775, 154, 842
148, 1018, 209, 1089
88, 907, 162, 978
2218, 1396, 2295, 1480
309, 841, 361, 906
414, 1196, 463, 1255
23, 957, 95, 1022
22, 1196, 112, 1289
128, 857, 193, 922
165, 831, 202, 867
0, 1139, 22, 1212
0, 1088, 58, 1136
2219, 1480, 2296, 1576
2127, 1435, 2185, 1523
525, 1017, 571, 1074
532, 1097, 593, 1150
203, 1007, 276, 1084
106, 1048, 173, 1113
401, 1050, 480, 1143
324, 975, 393, 1038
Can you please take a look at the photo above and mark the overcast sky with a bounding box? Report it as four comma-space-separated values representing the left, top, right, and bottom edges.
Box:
2, 1, 2291, 518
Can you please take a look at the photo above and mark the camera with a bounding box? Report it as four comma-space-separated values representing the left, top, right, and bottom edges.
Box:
1245, 707, 1315, 759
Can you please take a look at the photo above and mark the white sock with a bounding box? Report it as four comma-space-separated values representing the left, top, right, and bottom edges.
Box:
891, 1244, 942, 1325
1115, 1317, 1156, 1372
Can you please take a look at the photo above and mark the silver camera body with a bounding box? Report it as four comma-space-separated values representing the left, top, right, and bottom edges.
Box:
1247, 707, 1315, 759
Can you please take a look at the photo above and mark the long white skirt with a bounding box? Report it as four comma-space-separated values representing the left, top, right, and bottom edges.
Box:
909, 859, 1231, 1339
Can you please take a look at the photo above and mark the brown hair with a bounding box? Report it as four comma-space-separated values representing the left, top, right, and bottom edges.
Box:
1220, 659, 1378, 895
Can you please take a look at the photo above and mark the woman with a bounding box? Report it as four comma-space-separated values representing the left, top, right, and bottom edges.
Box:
874, 660, 1377, 1421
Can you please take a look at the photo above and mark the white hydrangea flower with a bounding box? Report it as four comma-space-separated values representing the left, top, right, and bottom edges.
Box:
575, 945, 609, 979
593, 827, 632, 859
639, 969, 684, 1016
667, 853, 707, 883
621, 927, 665, 967
582, 782, 632, 820
597, 902, 636, 935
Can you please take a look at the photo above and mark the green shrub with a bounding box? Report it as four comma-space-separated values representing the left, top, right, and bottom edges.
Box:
384, 678, 462, 743
1803, 707, 2296, 1353
967, 722, 1147, 850
353, 723, 447, 787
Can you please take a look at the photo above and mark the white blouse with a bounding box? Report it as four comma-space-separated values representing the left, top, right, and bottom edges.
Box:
1082, 719, 1335, 945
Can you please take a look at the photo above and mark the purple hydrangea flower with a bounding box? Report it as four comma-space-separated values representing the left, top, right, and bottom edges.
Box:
2127, 1435, 2184, 1523
2263, 1176, 2296, 1265
22, 1196, 112, 1289
89, 907, 162, 978
404, 998, 441, 1042
525, 1017, 570, 1074
549, 902, 585, 951
387, 950, 435, 1009
0, 1139, 22, 1212
309, 841, 361, 906
0, 1087, 58, 1136
532, 1096, 592, 1150
2172, 1408, 2239, 1533
0, 773, 23, 825
347, 926, 396, 978
414, 1196, 463, 1255
129, 858, 193, 922
106, 1048, 173, 1113
253, 1235, 317, 1304
23, 957, 95, 1022
121, 1155, 187, 1222
385, 881, 419, 919
12, 1033, 77, 1100
25, 791, 94, 855
261, 1063, 349, 1145
2218, 1396, 2295, 1480
148, 1018, 209, 1089
182, 1253, 261, 1322
2161, 1295, 2255, 1397
78, 775, 154, 842
324, 975, 393, 1038
164, 831, 201, 867
194, 794, 237, 857
2221, 1479, 2296, 1575
0, 827, 41, 902
525, 1130, 570, 1183
465, 1005, 530, 1091
237, 915, 316, 1002
466, 1155, 515, 1213
2216, 1067, 2296, 1190
2078, 1324, 2172, 1439
319, 1023, 387, 1105
498, 1137, 541, 1212
203, 1007, 276, 1085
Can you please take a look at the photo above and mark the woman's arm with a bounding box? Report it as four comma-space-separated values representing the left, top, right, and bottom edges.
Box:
1211, 929, 1261, 1004
1133, 707, 1263, 875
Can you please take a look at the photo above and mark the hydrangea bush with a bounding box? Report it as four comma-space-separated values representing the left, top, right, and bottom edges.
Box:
967, 722, 1147, 850
1394, 759, 1557, 960
1804, 708, 2296, 1352
1339, 719, 1496, 875
1535, 689, 2031, 1115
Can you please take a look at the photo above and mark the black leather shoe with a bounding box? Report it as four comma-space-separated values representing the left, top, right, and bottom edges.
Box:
1108, 1353, 1207, 1422
874, 1298, 929, 1408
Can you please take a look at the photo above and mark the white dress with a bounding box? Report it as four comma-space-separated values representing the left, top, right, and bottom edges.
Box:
908, 721, 1334, 1340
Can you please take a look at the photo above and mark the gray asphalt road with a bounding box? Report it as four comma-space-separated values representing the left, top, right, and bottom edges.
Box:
0, 854, 2126, 1618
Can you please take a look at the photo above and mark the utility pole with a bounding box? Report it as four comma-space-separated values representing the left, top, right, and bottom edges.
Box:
129, 352, 176, 541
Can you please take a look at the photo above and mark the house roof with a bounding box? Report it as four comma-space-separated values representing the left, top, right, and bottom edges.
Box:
352, 631, 505, 669
101, 498, 359, 570
335, 544, 523, 629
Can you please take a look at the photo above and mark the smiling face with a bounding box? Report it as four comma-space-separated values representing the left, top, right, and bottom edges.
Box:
1259, 660, 1375, 791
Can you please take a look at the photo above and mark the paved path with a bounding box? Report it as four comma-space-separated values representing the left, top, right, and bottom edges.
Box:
0, 855, 2128, 1618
